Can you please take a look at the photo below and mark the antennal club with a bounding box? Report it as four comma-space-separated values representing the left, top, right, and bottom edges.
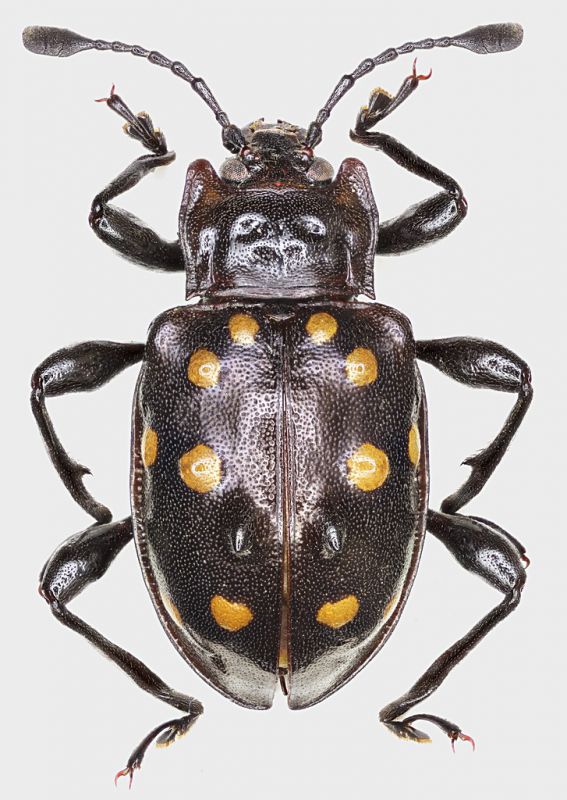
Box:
22, 26, 246, 153
305, 22, 523, 147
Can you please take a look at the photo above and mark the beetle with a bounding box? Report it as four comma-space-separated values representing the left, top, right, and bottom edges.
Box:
23, 22, 532, 784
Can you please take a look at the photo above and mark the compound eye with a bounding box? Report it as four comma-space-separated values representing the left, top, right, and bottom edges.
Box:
220, 157, 249, 182
306, 157, 334, 183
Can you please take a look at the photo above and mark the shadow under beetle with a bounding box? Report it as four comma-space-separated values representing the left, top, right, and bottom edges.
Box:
23, 22, 532, 784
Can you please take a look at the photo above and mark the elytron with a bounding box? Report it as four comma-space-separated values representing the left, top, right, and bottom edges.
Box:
23, 22, 531, 783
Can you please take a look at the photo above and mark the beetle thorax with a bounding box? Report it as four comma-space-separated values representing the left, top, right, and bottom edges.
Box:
179, 150, 379, 301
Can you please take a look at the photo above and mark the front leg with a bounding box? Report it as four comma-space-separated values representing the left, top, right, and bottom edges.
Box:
89, 90, 184, 271
377, 191, 467, 255
417, 337, 533, 513
31, 341, 144, 522
381, 510, 526, 746
350, 63, 468, 254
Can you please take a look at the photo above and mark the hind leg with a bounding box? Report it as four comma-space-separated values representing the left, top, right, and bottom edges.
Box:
380, 510, 526, 746
40, 518, 203, 785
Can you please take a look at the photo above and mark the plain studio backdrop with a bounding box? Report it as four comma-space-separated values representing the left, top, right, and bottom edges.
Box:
3, 0, 564, 797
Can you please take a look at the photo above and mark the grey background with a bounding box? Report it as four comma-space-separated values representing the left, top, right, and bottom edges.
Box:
4, 0, 564, 797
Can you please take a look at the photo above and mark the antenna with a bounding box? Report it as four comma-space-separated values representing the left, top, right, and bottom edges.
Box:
305, 23, 523, 147
22, 26, 246, 153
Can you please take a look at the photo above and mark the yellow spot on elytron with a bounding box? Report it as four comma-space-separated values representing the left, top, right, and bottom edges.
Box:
163, 594, 183, 627
347, 443, 390, 491
316, 595, 360, 629
382, 592, 401, 623
188, 348, 220, 388
179, 445, 221, 493
142, 428, 158, 468
228, 313, 259, 345
408, 423, 420, 466
345, 347, 378, 386
306, 312, 338, 343
210, 595, 254, 632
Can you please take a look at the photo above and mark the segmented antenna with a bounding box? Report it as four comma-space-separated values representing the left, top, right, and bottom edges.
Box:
305, 22, 523, 147
22, 26, 246, 153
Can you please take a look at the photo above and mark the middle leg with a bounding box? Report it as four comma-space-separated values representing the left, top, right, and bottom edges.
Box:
417, 337, 533, 514
31, 340, 145, 522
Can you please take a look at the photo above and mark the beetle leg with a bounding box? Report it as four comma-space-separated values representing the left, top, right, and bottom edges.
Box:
466, 515, 530, 568
40, 518, 203, 784
380, 510, 526, 746
98, 89, 168, 155
350, 128, 467, 254
350, 129, 464, 200
89, 90, 184, 272
350, 67, 467, 254
31, 341, 145, 522
376, 191, 468, 255
416, 337, 533, 513
353, 58, 431, 133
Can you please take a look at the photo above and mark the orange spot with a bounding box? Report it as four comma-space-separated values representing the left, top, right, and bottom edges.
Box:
210, 595, 253, 632
188, 349, 220, 388
142, 428, 158, 468
345, 347, 378, 385
383, 592, 401, 623
316, 595, 360, 629
162, 594, 183, 627
347, 443, 389, 491
179, 445, 221, 493
228, 313, 259, 345
306, 312, 338, 343
408, 423, 420, 466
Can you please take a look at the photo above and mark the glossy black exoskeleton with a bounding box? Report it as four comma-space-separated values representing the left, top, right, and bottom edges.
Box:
24, 22, 532, 783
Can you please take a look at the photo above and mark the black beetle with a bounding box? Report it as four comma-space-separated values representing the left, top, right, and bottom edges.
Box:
23, 22, 532, 784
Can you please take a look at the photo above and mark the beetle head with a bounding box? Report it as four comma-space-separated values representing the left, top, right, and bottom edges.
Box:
22, 23, 523, 303
220, 120, 334, 186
